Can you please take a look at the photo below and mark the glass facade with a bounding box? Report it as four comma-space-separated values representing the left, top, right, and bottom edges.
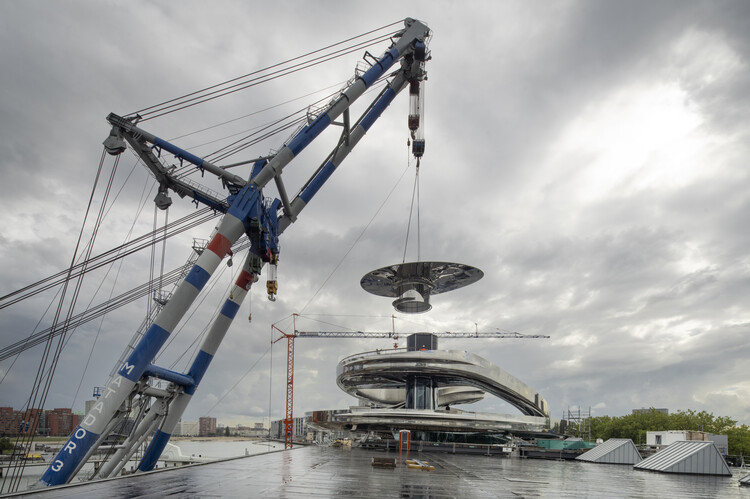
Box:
405, 376, 435, 410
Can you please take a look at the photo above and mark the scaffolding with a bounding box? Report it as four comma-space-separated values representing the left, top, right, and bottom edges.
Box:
566, 406, 591, 440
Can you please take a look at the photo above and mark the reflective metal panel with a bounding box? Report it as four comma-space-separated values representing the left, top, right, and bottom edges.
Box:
361, 261, 483, 313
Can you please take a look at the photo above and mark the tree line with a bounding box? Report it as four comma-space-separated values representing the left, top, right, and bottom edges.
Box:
568, 409, 750, 456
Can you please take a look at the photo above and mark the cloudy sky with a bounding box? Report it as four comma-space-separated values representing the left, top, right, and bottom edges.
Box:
2, 0, 750, 430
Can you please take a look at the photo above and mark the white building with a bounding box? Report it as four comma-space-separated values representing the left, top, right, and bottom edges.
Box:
234, 425, 267, 437
647, 430, 707, 446
646, 430, 728, 456
174, 420, 199, 436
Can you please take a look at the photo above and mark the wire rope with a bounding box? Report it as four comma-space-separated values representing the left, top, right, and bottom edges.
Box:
129, 21, 402, 120
137, 19, 401, 116
204, 345, 271, 416
1, 150, 112, 494
70, 263, 119, 409
202, 74, 390, 166
167, 80, 349, 142
0, 208, 218, 309
148, 205, 157, 317
294, 315, 365, 333
0, 157, 152, 378
71, 181, 165, 410
417, 164, 421, 261
402, 160, 419, 263
35, 150, 120, 420
137, 33, 397, 121
0, 235, 251, 363
203, 114, 309, 165
0, 266, 188, 361
25, 152, 117, 489
159, 208, 169, 295
163, 70, 390, 189
299, 313, 393, 318
267, 325, 273, 447
299, 162, 413, 314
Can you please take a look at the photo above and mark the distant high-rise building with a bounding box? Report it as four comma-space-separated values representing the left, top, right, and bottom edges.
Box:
199, 416, 216, 436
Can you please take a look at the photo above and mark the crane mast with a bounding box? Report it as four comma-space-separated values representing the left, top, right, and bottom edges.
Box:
39, 18, 431, 487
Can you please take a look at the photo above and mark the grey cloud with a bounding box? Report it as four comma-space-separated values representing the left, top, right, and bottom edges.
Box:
2, 1, 750, 427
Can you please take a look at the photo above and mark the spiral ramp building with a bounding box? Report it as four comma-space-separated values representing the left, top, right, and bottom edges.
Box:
308, 333, 551, 444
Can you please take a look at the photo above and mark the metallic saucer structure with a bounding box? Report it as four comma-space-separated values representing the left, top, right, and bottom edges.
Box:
361, 261, 484, 313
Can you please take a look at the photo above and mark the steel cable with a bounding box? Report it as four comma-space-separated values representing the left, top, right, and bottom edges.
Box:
1, 150, 111, 494
129, 21, 402, 121
0, 208, 219, 310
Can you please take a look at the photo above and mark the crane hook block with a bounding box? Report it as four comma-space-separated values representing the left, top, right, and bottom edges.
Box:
267, 255, 279, 301
412, 140, 425, 158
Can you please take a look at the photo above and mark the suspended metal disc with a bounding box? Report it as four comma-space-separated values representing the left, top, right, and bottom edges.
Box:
360, 261, 483, 314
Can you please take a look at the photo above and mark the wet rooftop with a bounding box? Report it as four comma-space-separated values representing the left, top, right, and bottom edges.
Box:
10, 445, 747, 498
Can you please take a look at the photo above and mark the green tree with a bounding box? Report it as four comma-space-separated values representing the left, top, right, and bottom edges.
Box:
224, 426, 230, 437
587, 409, 750, 456
0, 437, 13, 453
725, 424, 750, 457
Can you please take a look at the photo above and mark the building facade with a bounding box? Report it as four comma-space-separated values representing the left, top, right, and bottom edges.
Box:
0, 407, 81, 437
646, 430, 729, 456
46, 408, 80, 437
234, 425, 267, 437
198, 416, 217, 436
270, 417, 306, 441
0, 407, 19, 436
175, 420, 199, 436
647, 430, 708, 446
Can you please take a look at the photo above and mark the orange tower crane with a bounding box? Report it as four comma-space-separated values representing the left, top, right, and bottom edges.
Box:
272, 321, 296, 449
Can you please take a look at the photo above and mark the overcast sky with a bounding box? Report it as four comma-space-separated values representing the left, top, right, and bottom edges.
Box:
2, 0, 750, 430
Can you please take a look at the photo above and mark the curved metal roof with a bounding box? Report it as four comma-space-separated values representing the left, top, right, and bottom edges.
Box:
634, 441, 731, 476
337, 348, 548, 417
576, 438, 642, 464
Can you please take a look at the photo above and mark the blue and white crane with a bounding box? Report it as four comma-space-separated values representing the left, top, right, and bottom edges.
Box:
39, 18, 431, 487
